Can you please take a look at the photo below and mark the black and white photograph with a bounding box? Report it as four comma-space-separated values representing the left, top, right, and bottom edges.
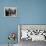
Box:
18, 25, 46, 41
18, 25, 46, 46
4, 7, 17, 17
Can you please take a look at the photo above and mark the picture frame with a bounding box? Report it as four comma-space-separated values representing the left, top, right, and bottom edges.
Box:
18, 24, 46, 41
4, 7, 17, 17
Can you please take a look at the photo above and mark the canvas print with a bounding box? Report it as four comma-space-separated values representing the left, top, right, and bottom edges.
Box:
4, 7, 17, 17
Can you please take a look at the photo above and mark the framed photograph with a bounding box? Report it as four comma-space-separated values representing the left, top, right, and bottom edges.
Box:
4, 7, 17, 17
18, 24, 46, 41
